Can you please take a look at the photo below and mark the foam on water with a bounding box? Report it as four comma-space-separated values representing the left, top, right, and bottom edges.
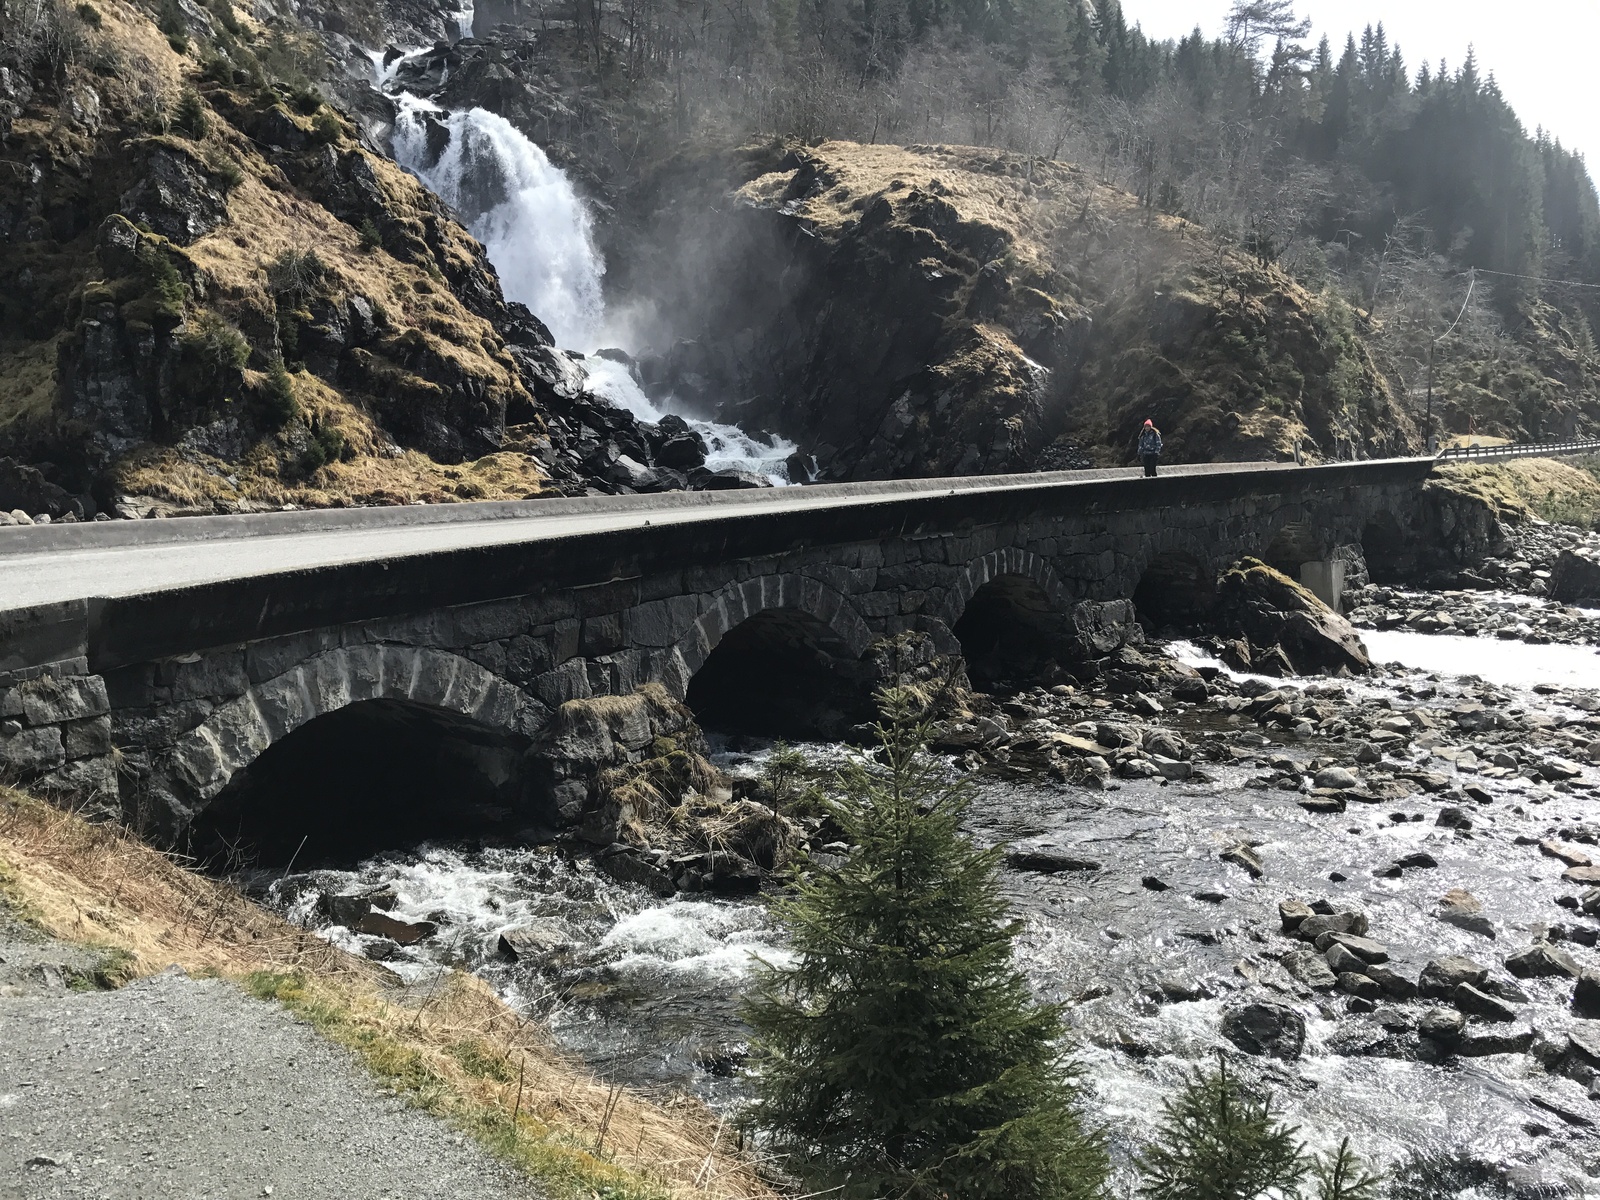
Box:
1362, 628, 1600, 691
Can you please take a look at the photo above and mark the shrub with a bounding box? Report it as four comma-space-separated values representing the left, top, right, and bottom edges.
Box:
206, 149, 244, 191
357, 218, 382, 252
204, 0, 241, 37
156, 0, 188, 52
74, 3, 101, 27
266, 246, 325, 299
258, 358, 298, 428
310, 106, 343, 145
1135, 1058, 1307, 1200
173, 87, 209, 139
742, 687, 1108, 1200
298, 421, 346, 474
288, 84, 323, 115
180, 309, 250, 372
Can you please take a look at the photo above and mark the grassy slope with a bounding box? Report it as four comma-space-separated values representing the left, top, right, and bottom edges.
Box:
1431, 458, 1600, 528
0, 788, 775, 1200
0, 0, 555, 510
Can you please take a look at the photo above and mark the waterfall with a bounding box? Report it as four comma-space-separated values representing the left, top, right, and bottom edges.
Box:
390, 95, 795, 484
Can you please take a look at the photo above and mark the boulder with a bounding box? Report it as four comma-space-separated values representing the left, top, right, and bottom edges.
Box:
1324, 942, 1367, 975
353, 911, 437, 945
1281, 948, 1337, 991
1279, 898, 1314, 932
1505, 942, 1581, 980
1574, 969, 1600, 1018
497, 922, 568, 960
1419, 955, 1489, 998
1316, 933, 1389, 964
1549, 549, 1600, 605
1453, 982, 1519, 1022
1365, 962, 1420, 999
1214, 558, 1371, 675
1006, 847, 1101, 873
1220, 1001, 1306, 1059
1437, 889, 1495, 939
1221, 842, 1265, 878
1296, 910, 1369, 941
1419, 1008, 1465, 1042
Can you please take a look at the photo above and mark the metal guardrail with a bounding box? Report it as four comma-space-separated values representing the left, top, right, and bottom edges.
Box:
1435, 438, 1600, 462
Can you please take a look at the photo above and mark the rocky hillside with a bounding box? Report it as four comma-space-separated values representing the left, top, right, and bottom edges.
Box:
603, 140, 1418, 480
0, 0, 689, 517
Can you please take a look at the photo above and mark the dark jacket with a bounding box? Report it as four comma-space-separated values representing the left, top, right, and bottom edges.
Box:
1138, 426, 1163, 455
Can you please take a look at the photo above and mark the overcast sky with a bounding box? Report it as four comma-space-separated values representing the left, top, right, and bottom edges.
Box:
1125, 1, 1600, 164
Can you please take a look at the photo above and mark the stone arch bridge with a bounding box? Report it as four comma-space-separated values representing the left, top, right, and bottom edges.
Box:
0, 459, 1434, 851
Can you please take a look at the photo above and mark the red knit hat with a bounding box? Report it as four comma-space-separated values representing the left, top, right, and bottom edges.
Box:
1144, 419, 1154, 427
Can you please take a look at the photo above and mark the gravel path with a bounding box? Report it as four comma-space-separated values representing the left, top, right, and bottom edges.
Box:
0, 915, 537, 1199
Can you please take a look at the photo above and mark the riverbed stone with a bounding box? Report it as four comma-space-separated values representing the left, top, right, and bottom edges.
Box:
1419, 1008, 1465, 1042
1281, 948, 1337, 990
1573, 969, 1600, 1017
1420, 955, 1489, 998
1314, 766, 1360, 790
1220, 1001, 1306, 1059
1337, 972, 1382, 1000
1437, 889, 1495, 939
1221, 842, 1265, 878
1505, 942, 1582, 979
1280, 899, 1314, 932
1317, 933, 1389, 964
1453, 982, 1519, 1021
1325, 942, 1367, 975
1297, 910, 1369, 941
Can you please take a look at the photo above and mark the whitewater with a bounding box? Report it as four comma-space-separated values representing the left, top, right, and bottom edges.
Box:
387, 93, 797, 484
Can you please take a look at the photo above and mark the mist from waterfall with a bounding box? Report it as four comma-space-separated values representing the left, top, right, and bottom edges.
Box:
390, 95, 796, 484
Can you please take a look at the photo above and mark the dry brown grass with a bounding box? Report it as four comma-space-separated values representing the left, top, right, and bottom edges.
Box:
0, 787, 778, 1200
1433, 458, 1600, 527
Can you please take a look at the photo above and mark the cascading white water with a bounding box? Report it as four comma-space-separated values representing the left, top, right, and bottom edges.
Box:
389, 95, 797, 483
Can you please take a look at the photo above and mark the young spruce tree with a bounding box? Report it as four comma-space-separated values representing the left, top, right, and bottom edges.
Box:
1137, 1057, 1308, 1200
742, 688, 1108, 1200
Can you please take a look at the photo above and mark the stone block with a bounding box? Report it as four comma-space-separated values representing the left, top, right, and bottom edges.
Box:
0, 724, 65, 771
580, 612, 625, 656
530, 661, 591, 708
0, 687, 21, 718
246, 630, 338, 684
63, 715, 112, 759
35, 755, 118, 801
167, 654, 248, 702
504, 634, 555, 683
20, 675, 109, 724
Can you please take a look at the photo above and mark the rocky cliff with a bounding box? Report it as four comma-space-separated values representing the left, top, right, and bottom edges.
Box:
596, 140, 1419, 481
0, 0, 685, 517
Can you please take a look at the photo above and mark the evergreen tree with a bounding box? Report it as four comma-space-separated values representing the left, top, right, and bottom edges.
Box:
1313, 1137, 1383, 1200
742, 688, 1108, 1200
1136, 1057, 1308, 1200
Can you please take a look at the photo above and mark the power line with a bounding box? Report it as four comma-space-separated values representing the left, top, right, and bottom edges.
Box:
1472, 266, 1600, 291
1441, 269, 1475, 337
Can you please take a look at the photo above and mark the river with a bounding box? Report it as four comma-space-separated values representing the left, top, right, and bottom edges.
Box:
256, 610, 1600, 1191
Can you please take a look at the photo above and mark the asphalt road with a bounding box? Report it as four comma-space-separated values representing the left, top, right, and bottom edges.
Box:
0, 462, 1326, 613
0, 915, 537, 1200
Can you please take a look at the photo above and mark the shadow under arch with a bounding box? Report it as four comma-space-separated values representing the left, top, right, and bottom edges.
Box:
952, 573, 1079, 687
685, 607, 873, 739
1132, 549, 1216, 630
188, 698, 531, 868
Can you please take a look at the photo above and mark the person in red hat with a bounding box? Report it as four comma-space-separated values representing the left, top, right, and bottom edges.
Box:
1137, 418, 1163, 476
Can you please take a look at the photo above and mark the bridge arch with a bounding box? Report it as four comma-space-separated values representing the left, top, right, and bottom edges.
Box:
939, 550, 1079, 685
162, 645, 538, 862
674, 574, 875, 738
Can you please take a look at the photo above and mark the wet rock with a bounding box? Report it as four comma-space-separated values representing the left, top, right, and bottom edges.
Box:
1390, 851, 1439, 871
1006, 847, 1101, 873
1365, 961, 1420, 999
1549, 549, 1600, 604
321, 886, 398, 927
498, 922, 568, 959
1296, 910, 1369, 941
1561, 865, 1600, 885
1338, 972, 1382, 1000
1317, 933, 1389, 964
353, 911, 438, 945
1456, 1025, 1536, 1057
1281, 948, 1337, 990
1435, 807, 1472, 830
1314, 766, 1360, 790
1324, 942, 1367, 975
1219, 1001, 1306, 1059
1220, 842, 1265, 878
1215, 558, 1371, 675
1419, 955, 1489, 998
1572, 969, 1600, 1017
1418, 1008, 1465, 1042
1279, 898, 1314, 932
1505, 942, 1582, 979
1150, 974, 1211, 1003
1437, 889, 1495, 939
1542, 839, 1593, 868
595, 846, 677, 897
1374, 1007, 1412, 1033
1453, 982, 1519, 1022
